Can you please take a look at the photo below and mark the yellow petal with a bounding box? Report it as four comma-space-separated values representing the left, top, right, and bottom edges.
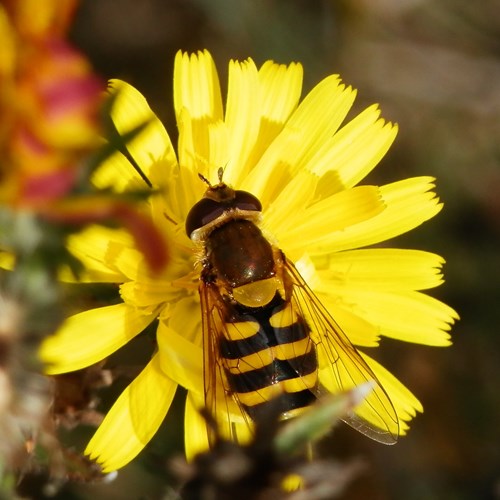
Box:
119, 254, 190, 308
120, 280, 179, 310
181, 356, 253, 463
283, 75, 357, 171
166, 296, 203, 345
317, 297, 380, 347
157, 319, 203, 394
185, 394, 254, 460
317, 249, 446, 292
224, 57, 260, 184
336, 289, 457, 346
317, 348, 399, 440
229, 60, 303, 185
174, 51, 224, 180
242, 76, 356, 204
310, 177, 442, 254
175, 106, 226, 208
278, 186, 384, 253
307, 105, 397, 194
174, 50, 223, 122
108, 80, 177, 187
258, 60, 303, 126
263, 169, 317, 241
291, 255, 380, 347
156, 129, 202, 224
66, 225, 133, 282
361, 352, 423, 430
225, 416, 253, 446
184, 392, 210, 461
85, 353, 176, 472
91, 149, 147, 192
40, 304, 156, 373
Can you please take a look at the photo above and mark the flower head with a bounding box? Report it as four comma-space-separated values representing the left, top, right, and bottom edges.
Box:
40, 50, 458, 472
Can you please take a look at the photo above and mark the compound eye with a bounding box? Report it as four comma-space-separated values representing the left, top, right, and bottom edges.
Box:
185, 189, 263, 238
185, 198, 225, 237
232, 190, 262, 212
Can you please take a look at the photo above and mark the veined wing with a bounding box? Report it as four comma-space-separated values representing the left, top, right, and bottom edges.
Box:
199, 280, 254, 447
284, 257, 399, 444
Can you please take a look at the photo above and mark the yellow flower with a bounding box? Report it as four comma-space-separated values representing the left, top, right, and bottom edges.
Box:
40, 50, 458, 472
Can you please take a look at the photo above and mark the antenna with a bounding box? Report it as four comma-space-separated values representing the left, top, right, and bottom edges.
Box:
198, 167, 226, 187
217, 166, 224, 182
198, 172, 211, 187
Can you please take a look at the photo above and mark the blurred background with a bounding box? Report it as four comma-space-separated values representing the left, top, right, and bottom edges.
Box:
25, 0, 499, 498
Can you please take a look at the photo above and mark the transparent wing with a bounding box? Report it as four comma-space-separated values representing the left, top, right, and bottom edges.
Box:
284, 258, 400, 444
199, 280, 254, 447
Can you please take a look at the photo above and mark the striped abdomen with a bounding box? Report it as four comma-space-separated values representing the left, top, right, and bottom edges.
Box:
220, 294, 319, 419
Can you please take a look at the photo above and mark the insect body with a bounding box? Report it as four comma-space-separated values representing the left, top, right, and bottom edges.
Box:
186, 170, 399, 445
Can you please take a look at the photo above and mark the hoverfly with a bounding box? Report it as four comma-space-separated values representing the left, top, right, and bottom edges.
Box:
186, 168, 399, 446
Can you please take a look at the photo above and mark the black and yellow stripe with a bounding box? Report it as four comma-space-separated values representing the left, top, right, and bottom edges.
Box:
220, 294, 318, 419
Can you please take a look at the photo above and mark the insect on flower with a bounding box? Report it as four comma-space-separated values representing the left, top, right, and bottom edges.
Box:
38, 50, 458, 473
187, 167, 398, 445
